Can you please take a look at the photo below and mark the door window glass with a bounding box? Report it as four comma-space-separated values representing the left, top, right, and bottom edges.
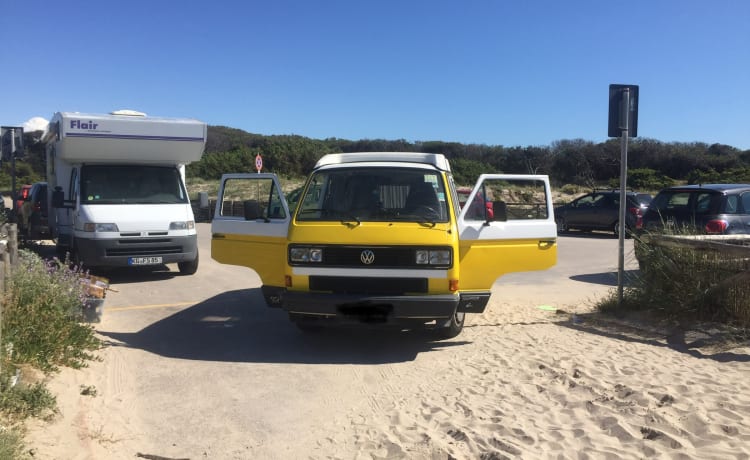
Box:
470, 177, 549, 221
741, 193, 750, 214
220, 177, 286, 220
724, 195, 738, 214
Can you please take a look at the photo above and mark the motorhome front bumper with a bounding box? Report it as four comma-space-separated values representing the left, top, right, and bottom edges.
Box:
74, 234, 198, 267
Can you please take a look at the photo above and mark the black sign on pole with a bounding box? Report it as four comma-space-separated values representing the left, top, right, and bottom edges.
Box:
1, 126, 24, 161
608, 84, 639, 137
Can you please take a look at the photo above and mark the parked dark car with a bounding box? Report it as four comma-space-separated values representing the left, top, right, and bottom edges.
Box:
639, 184, 750, 235
634, 192, 653, 212
554, 190, 652, 237
15, 183, 32, 212
20, 182, 49, 239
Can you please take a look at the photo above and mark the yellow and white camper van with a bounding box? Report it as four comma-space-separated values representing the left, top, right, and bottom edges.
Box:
211, 152, 556, 338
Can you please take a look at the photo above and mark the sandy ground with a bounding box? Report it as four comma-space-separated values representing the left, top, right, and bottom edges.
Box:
19, 235, 750, 460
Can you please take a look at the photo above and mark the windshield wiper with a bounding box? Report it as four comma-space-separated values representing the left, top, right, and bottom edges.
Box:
298, 208, 326, 214
340, 213, 361, 226
413, 216, 437, 227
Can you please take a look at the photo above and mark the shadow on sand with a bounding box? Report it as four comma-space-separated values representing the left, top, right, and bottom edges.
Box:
570, 269, 640, 287
98, 288, 468, 365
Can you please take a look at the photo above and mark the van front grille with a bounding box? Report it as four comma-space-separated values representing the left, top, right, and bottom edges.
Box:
309, 276, 427, 295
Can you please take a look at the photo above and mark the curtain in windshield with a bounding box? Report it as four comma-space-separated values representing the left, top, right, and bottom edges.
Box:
296, 167, 448, 222
80, 165, 188, 204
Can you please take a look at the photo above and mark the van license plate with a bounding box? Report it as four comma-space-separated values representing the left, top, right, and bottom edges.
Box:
129, 257, 163, 265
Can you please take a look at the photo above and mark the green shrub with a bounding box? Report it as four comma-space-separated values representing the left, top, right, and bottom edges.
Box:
558, 184, 580, 195
608, 233, 750, 326
0, 380, 56, 420
0, 250, 101, 459
3, 251, 102, 372
0, 427, 25, 460
628, 168, 674, 190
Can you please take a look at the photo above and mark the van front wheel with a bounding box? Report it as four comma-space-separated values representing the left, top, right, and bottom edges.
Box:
434, 310, 465, 340
178, 252, 199, 275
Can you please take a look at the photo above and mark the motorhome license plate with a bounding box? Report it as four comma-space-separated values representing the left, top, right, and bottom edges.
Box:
129, 257, 162, 265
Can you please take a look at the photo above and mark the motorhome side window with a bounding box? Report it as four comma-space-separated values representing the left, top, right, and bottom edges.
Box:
296, 167, 448, 222
80, 165, 188, 205
220, 177, 287, 220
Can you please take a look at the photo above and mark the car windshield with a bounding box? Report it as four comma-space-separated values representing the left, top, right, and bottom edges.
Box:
296, 167, 449, 223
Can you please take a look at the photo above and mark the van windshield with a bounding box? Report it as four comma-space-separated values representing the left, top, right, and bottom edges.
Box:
296, 167, 449, 223
80, 165, 189, 205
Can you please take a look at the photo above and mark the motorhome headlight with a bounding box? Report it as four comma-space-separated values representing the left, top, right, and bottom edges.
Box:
83, 223, 119, 232
170, 221, 195, 230
416, 249, 451, 265
289, 246, 323, 263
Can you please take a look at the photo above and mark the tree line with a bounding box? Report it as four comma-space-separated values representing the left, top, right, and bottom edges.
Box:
190, 126, 750, 190
4, 126, 750, 192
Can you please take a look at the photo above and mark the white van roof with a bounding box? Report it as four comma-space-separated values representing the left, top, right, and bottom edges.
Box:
314, 152, 451, 171
45, 111, 207, 164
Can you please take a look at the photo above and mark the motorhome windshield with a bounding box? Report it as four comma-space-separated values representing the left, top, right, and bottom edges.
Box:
296, 167, 449, 223
80, 165, 189, 205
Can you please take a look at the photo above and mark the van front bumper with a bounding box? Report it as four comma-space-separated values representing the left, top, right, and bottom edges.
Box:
74, 234, 198, 267
261, 287, 490, 323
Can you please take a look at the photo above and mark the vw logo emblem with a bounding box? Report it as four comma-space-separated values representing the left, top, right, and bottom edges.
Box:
360, 249, 375, 265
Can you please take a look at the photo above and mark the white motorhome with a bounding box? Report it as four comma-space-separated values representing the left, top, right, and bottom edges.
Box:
43, 110, 207, 274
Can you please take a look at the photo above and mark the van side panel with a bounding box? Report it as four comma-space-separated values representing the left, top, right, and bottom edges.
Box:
457, 174, 558, 290
458, 238, 557, 290
211, 234, 288, 287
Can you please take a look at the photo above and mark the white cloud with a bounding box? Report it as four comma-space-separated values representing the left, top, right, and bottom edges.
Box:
22, 116, 49, 133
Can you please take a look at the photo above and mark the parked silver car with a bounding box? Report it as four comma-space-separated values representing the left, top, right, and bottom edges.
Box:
639, 184, 750, 234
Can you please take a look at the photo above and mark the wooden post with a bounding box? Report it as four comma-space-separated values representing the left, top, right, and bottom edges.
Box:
0, 242, 5, 295
0, 242, 7, 376
8, 224, 18, 267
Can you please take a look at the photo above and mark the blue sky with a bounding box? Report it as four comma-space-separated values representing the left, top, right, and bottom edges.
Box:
2, 1, 748, 149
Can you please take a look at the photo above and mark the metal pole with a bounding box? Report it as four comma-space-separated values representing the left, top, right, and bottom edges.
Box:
617, 89, 630, 307
10, 129, 17, 221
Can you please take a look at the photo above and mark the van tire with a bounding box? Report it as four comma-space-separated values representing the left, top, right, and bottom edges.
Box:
178, 252, 199, 275
435, 310, 465, 340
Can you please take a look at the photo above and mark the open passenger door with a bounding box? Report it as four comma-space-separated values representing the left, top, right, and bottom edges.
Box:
457, 174, 557, 291
211, 174, 291, 287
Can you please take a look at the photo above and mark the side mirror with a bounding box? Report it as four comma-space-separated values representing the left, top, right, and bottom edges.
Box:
52, 188, 65, 208
492, 201, 507, 222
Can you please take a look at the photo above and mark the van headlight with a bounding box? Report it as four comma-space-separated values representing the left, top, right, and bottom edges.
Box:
170, 221, 195, 230
83, 223, 119, 232
289, 246, 323, 263
415, 249, 451, 265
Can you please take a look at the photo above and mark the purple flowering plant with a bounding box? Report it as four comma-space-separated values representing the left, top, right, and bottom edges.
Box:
3, 250, 102, 372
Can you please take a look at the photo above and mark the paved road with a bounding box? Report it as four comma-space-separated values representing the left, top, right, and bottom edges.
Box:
101, 224, 638, 333
34, 225, 641, 458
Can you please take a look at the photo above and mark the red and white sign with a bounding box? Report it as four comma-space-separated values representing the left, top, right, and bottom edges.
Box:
255, 154, 263, 173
